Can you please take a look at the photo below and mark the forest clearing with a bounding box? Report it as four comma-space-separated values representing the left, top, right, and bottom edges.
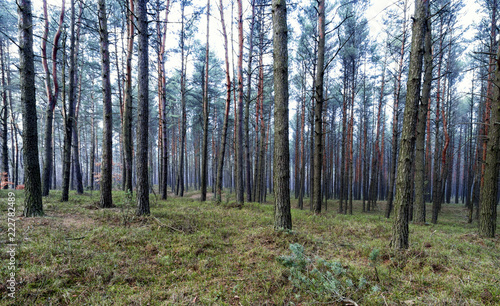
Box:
0, 189, 498, 305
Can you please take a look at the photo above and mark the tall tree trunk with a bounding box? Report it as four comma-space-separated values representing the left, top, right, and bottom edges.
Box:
297, 61, 307, 210
478, 33, 500, 238
72, 6, 84, 195
216, 0, 232, 203
98, 0, 113, 208
201, 0, 210, 202
245, 1, 256, 202
391, 0, 427, 250
156, 0, 170, 199
90, 92, 95, 191
339, 70, 347, 213
123, 0, 134, 193
0, 40, 9, 189
370, 58, 386, 212
72, 76, 84, 194
136, 0, 150, 215
455, 125, 462, 203
41, 0, 64, 195
236, 0, 245, 205
414, 8, 432, 224
272, 0, 292, 230
177, 2, 186, 197
6, 50, 17, 188
480, 0, 497, 199
19, 0, 43, 216
431, 21, 445, 224
61, 0, 77, 202
313, 0, 325, 214
386, 3, 407, 217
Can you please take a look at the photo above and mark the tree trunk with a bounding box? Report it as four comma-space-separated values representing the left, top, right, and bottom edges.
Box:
313, 0, 325, 214
298, 62, 306, 210
19, 0, 43, 216
386, 3, 407, 217
61, 0, 77, 202
136, 0, 150, 215
236, 0, 245, 205
201, 0, 210, 202
455, 125, 462, 203
431, 22, 445, 224
391, 0, 427, 250
244, 1, 256, 202
216, 0, 232, 203
41, 0, 64, 195
0, 41, 9, 189
414, 8, 432, 224
98, 0, 113, 208
123, 0, 134, 193
370, 58, 386, 212
72, 76, 84, 194
177, 2, 186, 197
272, 0, 292, 230
478, 34, 500, 237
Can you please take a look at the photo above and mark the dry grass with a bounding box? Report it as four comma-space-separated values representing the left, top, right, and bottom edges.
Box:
0, 189, 498, 305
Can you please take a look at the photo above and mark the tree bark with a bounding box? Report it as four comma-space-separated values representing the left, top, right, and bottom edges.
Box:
272, 0, 292, 230
313, 0, 325, 214
123, 0, 134, 193
98, 0, 113, 208
19, 0, 43, 216
370, 58, 386, 212
414, 8, 432, 224
177, 1, 187, 197
0, 40, 9, 189
201, 0, 210, 202
391, 0, 427, 250
386, 2, 407, 217
478, 33, 500, 238
216, 0, 232, 203
236, 0, 245, 205
245, 0, 256, 202
41, 0, 64, 195
61, 0, 77, 202
136, 0, 150, 215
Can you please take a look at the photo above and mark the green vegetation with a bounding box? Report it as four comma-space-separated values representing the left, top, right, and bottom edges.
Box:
0, 190, 498, 305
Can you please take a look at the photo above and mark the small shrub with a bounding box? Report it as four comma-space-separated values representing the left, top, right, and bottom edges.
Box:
277, 243, 368, 303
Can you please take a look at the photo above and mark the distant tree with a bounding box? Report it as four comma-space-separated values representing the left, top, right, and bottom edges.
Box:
201, 0, 210, 202
236, 0, 244, 205
0, 39, 9, 189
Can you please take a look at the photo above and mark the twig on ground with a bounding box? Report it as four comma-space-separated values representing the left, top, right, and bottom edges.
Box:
152, 216, 183, 233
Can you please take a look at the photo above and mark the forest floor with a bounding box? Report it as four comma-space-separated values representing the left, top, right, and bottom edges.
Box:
0, 189, 499, 305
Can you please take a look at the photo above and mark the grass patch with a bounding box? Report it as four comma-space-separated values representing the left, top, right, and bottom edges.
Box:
0, 190, 498, 305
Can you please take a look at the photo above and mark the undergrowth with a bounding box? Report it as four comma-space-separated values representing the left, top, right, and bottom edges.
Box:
0, 189, 498, 305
